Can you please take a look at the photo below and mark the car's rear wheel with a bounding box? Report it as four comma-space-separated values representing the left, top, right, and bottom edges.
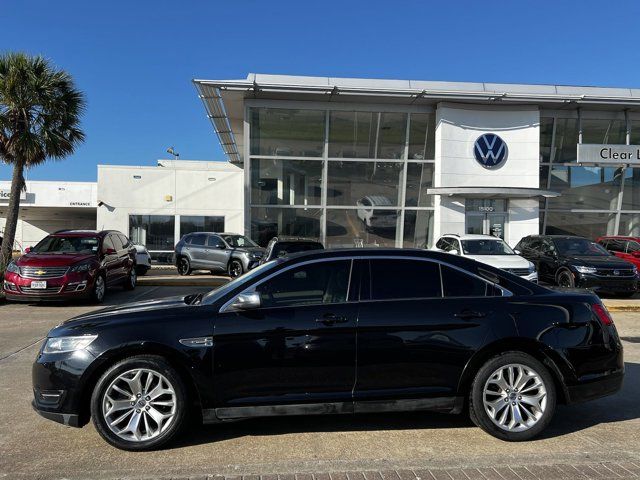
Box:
557, 269, 575, 288
228, 259, 243, 278
91, 275, 106, 303
123, 267, 136, 290
177, 257, 191, 276
90, 355, 187, 451
469, 352, 556, 441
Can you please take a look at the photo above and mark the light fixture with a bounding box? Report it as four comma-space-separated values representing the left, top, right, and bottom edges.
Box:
167, 147, 180, 160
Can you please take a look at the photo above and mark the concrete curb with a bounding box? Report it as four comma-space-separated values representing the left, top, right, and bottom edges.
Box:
137, 277, 229, 288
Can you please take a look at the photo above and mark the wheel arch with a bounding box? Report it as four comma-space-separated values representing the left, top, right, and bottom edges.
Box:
457, 338, 570, 405
78, 343, 203, 426
555, 266, 574, 284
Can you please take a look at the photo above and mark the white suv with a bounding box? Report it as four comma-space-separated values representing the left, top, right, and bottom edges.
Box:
432, 234, 537, 282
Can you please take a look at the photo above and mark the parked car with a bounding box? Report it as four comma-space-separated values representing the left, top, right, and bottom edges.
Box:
515, 235, 637, 296
433, 234, 537, 282
174, 232, 265, 278
596, 236, 640, 272
356, 195, 398, 231
3, 230, 136, 303
33, 248, 623, 450
134, 244, 152, 276
259, 236, 324, 264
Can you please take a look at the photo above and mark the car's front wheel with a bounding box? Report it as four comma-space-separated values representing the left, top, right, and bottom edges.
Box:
90, 275, 106, 303
557, 269, 575, 288
177, 257, 191, 276
469, 352, 556, 441
90, 355, 187, 451
228, 259, 244, 278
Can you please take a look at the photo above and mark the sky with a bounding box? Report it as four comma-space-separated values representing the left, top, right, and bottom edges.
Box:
2, 0, 640, 182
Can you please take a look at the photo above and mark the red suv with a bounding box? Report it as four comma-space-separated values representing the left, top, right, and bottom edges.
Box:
596, 236, 640, 271
3, 230, 137, 303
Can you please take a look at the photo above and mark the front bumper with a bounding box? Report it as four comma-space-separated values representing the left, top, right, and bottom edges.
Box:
575, 273, 637, 293
32, 400, 81, 427
520, 271, 538, 283
3, 270, 96, 301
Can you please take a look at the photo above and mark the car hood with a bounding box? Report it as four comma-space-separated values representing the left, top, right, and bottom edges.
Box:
465, 254, 531, 269
233, 246, 265, 255
15, 252, 96, 267
563, 255, 634, 268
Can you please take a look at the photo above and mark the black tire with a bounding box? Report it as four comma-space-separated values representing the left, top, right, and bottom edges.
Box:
90, 355, 188, 451
177, 257, 191, 276
556, 269, 575, 288
90, 274, 106, 304
123, 267, 136, 291
228, 259, 244, 278
469, 351, 556, 442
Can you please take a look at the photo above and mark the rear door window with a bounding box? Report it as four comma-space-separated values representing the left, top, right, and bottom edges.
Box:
110, 234, 125, 251
102, 235, 115, 253
441, 265, 491, 297
369, 259, 441, 300
190, 234, 207, 246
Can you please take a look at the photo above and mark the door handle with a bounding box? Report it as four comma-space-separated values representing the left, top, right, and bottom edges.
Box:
315, 313, 348, 325
454, 309, 487, 320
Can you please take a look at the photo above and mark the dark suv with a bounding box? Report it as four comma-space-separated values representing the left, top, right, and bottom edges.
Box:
259, 236, 324, 264
3, 230, 137, 303
515, 235, 637, 296
174, 232, 265, 278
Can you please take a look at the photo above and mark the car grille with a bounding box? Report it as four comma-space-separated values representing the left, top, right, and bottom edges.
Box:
18, 285, 62, 295
19, 266, 69, 279
595, 268, 635, 277
505, 268, 531, 276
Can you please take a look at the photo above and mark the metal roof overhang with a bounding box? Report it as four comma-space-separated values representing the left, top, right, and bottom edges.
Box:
427, 187, 560, 198
193, 74, 640, 163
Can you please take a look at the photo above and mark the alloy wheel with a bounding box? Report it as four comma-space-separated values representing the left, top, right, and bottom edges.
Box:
482, 363, 547, 433
130, 269, 137, 288
102, 368, 177, 442
95, 276, 106, 301
178, 258, 190, 275
229, 261, 242, 278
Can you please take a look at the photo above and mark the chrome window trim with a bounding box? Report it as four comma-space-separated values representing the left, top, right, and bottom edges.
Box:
219, 255, 512, 314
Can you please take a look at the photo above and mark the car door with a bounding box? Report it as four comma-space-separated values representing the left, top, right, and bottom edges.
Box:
353, 257, 513, 409
101, 235, 121, 286
110, 233, 129, 280
187, 233, 208, 268
206, 235, 230, 271
539, 239, 561, 283
212, 258, 357, 411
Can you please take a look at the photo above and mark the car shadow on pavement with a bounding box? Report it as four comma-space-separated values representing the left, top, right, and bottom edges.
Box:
170, 362, 640, 449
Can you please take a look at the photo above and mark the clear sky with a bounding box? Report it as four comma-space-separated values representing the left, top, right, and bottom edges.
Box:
2, 0, 640, 182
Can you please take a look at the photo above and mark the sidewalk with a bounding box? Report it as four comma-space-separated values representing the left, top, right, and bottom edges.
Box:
137, 267, 229, 287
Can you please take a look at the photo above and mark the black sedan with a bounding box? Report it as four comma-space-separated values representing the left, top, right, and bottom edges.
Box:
33, 249, 623, 450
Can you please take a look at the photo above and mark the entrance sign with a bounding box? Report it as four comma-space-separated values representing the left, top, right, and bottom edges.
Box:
577, 144, 640, 163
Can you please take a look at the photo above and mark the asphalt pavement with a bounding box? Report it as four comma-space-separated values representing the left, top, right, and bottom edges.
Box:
0, 285, 639, 480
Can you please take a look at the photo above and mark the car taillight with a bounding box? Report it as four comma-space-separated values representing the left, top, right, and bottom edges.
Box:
592, 303, 613, 326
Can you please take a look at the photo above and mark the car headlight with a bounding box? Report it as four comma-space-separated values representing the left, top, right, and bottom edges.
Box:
6, 261, 19, 274
248, 252, 262, 259
43, 335, 98, 354
574, 265, 597, 274
70, 262, 92, 273
527, 262, 536, 273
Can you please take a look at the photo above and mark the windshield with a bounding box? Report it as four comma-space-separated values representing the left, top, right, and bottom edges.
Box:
554, 238, 610, 256
32, 236, 100, 254
201, 260, 275, 304
461, 239, 514, 255
223, 235, 258, 248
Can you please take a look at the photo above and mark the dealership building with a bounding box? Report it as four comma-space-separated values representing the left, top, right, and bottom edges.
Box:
3, 73, 640, 258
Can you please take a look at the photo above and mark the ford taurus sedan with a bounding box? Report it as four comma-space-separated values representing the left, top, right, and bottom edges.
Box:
33, 249, 623, 450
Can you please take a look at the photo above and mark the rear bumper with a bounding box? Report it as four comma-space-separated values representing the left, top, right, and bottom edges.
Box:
566, 369, 624, 404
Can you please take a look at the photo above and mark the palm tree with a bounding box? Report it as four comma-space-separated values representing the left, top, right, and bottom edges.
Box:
0, 53, 85, 269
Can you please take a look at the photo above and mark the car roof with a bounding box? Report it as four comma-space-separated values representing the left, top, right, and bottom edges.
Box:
442, 234, 504, 241
50, 230, 119, 238
270, 236, 322, 243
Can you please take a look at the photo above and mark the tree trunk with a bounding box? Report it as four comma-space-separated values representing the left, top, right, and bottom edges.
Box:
0, 162, 25, 270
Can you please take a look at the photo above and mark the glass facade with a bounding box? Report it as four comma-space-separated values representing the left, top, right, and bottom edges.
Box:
179, 216, 225, 235
248, 108, 435, 247
540, 114, 640, 239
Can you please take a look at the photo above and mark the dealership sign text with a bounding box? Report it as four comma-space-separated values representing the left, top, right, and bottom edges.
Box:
577, 144, 640, 163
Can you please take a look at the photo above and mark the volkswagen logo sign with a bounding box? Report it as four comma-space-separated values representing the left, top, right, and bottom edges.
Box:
473, 133, 508, 169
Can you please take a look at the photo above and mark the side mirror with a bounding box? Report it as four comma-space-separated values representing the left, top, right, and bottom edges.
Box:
448, 249, 459, 255
230, 292, 261, 310
215, 244, 226, 249
514, 249, 521, 255
24, 247, 32, 254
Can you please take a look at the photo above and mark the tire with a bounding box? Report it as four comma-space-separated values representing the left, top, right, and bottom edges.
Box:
177, 257, 191, 276
556, 269, 575, 288
90, 355, 187, 451
90, 274, 106, 304
228, 259, 244, 278
123, 267, 136, 291
469, 351, 556, 441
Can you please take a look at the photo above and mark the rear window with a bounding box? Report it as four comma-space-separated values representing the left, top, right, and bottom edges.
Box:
369, 259, 441, 300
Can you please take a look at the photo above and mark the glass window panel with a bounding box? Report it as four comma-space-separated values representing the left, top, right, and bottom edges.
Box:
547, 166, 622, 210
408, 113, 435, 160
619, 213, 640, 237
250, 207, 321, 247
539, 165, 549, 189
129, 215, 175, 254
631, 120, 640, 145
328, 111, 377, 158
326, 209, 399, 248
405, 163, 434, 207
622, 168, 640, 210
377, 112, 407, 159
327, 161, 403, 206
370, 259, 441, 300
180, 216, 225, 236
250, 108, 325, 157
250, 158, 323, 205
539, 117, 554, 163
552, 118, 579, 163
544, 211, 616, 239
441, 265, 489, 297
581, 118, 626, 145
403, 210, 433, 248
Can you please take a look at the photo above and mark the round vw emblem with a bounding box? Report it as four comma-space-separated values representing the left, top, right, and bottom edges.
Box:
473, 133, 508, 169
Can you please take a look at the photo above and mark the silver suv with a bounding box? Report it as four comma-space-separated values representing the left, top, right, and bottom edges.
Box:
174, 232, 265, 278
